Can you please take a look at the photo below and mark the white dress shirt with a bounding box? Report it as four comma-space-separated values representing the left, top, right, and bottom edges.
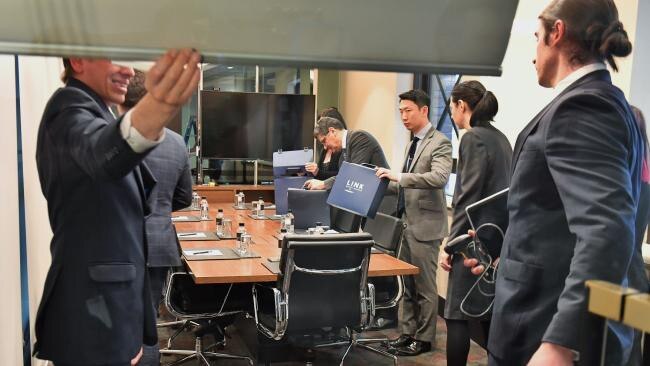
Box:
119, 109, 165, 153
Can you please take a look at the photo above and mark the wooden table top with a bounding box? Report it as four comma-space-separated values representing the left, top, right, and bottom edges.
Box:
175, 204, 419, 284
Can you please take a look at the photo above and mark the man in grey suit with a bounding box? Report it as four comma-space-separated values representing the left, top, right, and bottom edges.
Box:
376, 89, 452, 356
305, 116, 389, 190
118, 69, 193, 366
465, 1, 646, 364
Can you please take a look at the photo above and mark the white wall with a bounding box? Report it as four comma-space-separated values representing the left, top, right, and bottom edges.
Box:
339, 71, 412, 168
473, 0, 640, 145
630, 0, 649, 115
0, 55, 24, 366
18, 56, 62, 366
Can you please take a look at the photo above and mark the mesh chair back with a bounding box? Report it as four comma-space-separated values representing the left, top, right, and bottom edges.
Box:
278, 233, 374, 332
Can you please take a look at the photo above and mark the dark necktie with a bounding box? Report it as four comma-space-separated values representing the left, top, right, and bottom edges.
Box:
397, 136, 420, 217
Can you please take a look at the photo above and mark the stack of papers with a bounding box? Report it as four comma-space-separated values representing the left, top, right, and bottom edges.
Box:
183, 249, 223, 256
177, 232, 207, 239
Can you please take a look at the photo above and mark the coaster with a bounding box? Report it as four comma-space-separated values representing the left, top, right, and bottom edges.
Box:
247, 213, 270, 220
216, 233, 238, 240
172, 215, 201, 222
178, 206, 200, 212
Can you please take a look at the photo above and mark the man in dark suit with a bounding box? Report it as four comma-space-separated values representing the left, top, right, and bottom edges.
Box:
305, 116, 389, 190
465, 1, 645, 364
118, 70, 193, 365
34, 49, 200, 366
376, 90, 452, 356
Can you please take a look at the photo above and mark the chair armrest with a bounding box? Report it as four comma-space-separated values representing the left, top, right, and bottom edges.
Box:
252, 284, 287, 340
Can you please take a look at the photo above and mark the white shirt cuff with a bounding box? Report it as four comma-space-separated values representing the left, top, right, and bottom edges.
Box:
119, 109, 164, 153
397, 172, 403, 183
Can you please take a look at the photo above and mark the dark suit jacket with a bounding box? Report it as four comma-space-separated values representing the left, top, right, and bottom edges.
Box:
490, 70, 646, 364
144, 129, 192, 267
445, 124, 511, 320
323, 129, 389, 189
34, 78, 157, 364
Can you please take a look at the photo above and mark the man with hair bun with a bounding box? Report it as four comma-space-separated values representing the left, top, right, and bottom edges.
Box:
464, 0, 645, 365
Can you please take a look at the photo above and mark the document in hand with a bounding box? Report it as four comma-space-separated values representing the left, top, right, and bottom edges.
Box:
327, 162, 388, 218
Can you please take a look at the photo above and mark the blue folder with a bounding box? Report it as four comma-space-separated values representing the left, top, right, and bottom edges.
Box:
272, 149, 313, 177
327, 162, 388, 218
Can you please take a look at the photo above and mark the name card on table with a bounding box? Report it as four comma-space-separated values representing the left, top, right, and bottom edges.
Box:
327, 162, 388, 218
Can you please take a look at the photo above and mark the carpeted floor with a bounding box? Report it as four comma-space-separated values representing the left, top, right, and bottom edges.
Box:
157, 314, 488, 365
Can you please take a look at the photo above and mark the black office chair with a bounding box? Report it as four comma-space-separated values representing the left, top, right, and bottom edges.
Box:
330, 207, 363, 233
363, 212, 406, 325
287, 188, 331, 230
159, 268, 254, 365
252, 233, 397, 365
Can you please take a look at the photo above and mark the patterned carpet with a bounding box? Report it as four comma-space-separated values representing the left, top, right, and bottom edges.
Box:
157, 314, 488, 365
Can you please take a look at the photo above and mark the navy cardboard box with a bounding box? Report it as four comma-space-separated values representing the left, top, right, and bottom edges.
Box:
327, 161, 388, 218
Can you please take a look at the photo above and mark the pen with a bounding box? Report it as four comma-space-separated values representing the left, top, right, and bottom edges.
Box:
178, 233, 197, 236
192, 250, 209, 255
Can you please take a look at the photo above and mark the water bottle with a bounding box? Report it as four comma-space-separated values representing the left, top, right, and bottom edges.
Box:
278, 228, 287, 248
215, 209, 224, 236
200, 197, 209, 220
257, 196, 265, 218
236, 222, 246, 241
314, 221, 324, 235
285, 209, 295, 234
236, 223, 247, 253
192, 192, 200, 210
236, 192, 245, 208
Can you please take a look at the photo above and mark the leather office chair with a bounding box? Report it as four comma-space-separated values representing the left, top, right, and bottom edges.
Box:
363, 213, 406, 325
159, 268, 254, 365
287, 189, 331, 230
252, 233, 397, 365
330, 207, 363, 233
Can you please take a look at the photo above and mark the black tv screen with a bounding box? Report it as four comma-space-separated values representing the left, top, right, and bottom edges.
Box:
200, 91, 315, 160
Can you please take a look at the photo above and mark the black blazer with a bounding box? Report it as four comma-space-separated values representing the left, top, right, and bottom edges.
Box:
34, 79, 157, 364
323, 130, 389, 189
144, 129, 193, 267
314, 146, 342, 180
445, 124, 511, 320
449, 124, 512, 241
490, 70, 646, 364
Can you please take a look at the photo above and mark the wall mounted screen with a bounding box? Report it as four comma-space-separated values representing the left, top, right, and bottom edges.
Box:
200, 91, 315, 160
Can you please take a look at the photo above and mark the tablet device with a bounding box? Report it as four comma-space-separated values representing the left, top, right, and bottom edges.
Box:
464, 188, 509, 258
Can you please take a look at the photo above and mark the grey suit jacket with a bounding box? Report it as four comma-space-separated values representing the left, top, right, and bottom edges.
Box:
144, 129, 192, 267
323, 129, 389, 189
490, 70, 646, 364
388, 126, 452, 241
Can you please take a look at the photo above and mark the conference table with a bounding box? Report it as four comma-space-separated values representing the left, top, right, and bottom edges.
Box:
173, 203, 419, 284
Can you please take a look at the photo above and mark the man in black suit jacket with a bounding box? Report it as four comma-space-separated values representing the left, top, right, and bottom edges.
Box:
305, 116, 389, 190
34, 50, 200, 366
465, 1, 645, 365
118, 70, 193, 365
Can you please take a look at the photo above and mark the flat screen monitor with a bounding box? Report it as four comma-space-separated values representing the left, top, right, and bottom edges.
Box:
201, 91, 315, 160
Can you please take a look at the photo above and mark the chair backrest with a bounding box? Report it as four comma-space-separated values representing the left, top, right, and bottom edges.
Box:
362, 212, 405, 255
274, 176, 310, 215
278, 233, 374, 332
287, 189, 331, 229
330, 206, 362, 233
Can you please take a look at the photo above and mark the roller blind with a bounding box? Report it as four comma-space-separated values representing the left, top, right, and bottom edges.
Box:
0, 0, 519, 76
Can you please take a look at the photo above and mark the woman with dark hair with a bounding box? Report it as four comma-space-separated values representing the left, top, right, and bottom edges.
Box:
440, 80, 512, 366
306, 107, 348, 179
